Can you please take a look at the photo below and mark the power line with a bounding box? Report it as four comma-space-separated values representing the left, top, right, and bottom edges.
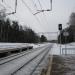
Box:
50, 0, 52, 10
1, 0, 17, 19
21, 0, 34, 15
31, 0, 43, 24
0, 0, 17, 17
31, 0, 49, 27
34, 0, 52, 15
38, 0, 43, 10
32, 0, 47, 15
2, 0, 13, 10
0, 2, 6, 9
37, 0, 49, 26
31, 0, 38, 10
36, 0, 52, 27
21, 0, 42, 26
0, 1, 18, 20
33, 0, 44, 15
1, 0, 15, 14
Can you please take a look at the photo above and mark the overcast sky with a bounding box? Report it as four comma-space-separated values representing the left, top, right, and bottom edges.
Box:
0, 0, 75, 33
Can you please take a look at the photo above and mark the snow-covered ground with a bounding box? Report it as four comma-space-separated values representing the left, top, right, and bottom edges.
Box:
0, 42, 75, 55
0, 43, 30, 50
0, 42, 49, 53
0, 43, 49, 49
49, 42, 75, 55
49, 43, 75, 75
31, 43, 50, 48
0, 44, 51, 75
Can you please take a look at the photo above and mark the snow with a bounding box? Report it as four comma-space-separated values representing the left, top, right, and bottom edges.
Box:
49, 42, 75, 55
2, 42, 75, 74
14, 48, 47, 75
0, 42, 49, 50
31, 43, 50, 49
49, 43, 75, 75
0, 44, 49, 75
0, 42, 49, 53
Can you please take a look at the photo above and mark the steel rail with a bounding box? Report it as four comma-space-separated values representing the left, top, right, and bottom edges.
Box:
0, 45, 46, 65
11, 45, 50, 75
30, 45, 52, 75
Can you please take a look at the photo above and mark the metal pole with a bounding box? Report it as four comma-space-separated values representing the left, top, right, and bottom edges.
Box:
58, 24, 62, 55
60, 30, 62, 54
1, 25, 2, 41
65, 36, 67, 55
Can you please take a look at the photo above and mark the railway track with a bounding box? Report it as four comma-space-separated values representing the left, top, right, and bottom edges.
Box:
0, 45, 46, 65
30, 46, 52, 75
0, 43, 53, 75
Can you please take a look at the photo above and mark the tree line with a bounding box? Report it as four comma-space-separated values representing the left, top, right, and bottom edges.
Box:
0, 19, 47, 43
58, 12, 75, 44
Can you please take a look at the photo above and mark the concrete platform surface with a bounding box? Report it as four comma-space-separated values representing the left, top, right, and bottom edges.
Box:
51, 55, 75, 75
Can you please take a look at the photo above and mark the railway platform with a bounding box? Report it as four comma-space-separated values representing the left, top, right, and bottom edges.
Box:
41, 55, 75, 75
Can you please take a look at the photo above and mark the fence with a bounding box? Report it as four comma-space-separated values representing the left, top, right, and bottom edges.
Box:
62, 43, 75, 54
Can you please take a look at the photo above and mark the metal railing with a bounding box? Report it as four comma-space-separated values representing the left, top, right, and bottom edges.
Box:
62, 48, 75, 54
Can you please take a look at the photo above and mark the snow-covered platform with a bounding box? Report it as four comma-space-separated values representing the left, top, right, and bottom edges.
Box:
0, 43, 49, 58
46, 42, 75, 75
0, 43, 33, 53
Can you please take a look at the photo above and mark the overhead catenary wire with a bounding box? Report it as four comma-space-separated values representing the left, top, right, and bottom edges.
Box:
0, 2, 17, 19
1, 0, 13, 10
31, 0, 48, 27
4, 3, 13, 11
0, 0, 17, 17
21, 0, 42, 26
30, 0, 44, 24
34, 0, 52, 15
38, 0, 43, 10
50, 0, 52, 10
32, 0, 45, 15
37, 0, 52, 26
0, 2, 6, 9
39, 0, 52, 10
37, 0, 49, 26
1, 0, 17, 16
31, 0, 38, 10
21, 0, 34, 15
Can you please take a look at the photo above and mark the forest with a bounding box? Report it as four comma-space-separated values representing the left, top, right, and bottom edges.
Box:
0, 19, 47, 43
58, 12, 75, 44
